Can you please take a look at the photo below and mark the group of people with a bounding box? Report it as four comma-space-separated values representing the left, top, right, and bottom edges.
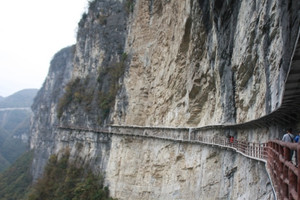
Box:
282, 128, 300, 143
282, 128, 300, 166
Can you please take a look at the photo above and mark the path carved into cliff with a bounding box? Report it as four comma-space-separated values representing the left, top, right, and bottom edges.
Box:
58, 124, 267, 162
57, 31, 300, 200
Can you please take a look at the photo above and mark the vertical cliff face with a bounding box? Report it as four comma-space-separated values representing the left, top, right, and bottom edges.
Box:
30, 0, 299, 199
56, 0, 129, 128
112, 0, 299, 127
106, 136, 273, 200
30, 46, 75, 180
30, 0, 130, 181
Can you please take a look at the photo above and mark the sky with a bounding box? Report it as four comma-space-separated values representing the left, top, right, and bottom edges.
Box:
0, 0, 88, 97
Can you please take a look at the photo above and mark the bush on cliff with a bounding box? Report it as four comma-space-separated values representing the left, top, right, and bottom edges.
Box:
27, 151, 115, 200
97, 52, 127, 122
0, 151, 33, 200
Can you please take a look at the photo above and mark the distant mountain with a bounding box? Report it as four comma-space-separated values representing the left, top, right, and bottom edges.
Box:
0, 110, 31, 172
0, 89, 37, 172
0, 89, 38, 108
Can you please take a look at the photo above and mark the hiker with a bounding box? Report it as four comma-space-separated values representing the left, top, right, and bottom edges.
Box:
294, 132, 300, 143
282, 128, 294, 161
295, 132, 300, 166
229, 136, 234, 146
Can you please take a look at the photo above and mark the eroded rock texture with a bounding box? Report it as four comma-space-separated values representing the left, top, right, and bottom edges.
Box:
31, 46, 75, 180
113, 0, 299, 127
106, 136, 273, 200
30, 0, 299, 199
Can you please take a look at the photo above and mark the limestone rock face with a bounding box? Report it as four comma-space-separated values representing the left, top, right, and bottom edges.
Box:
106, 136, 273, 200
30, 0, 130, 180
29, 0, 299, 199
30, 46, 75, 180
57, 0, 129, 128
112, 0, 300, 127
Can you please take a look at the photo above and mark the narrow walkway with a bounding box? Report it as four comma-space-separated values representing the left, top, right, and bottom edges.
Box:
58, 124, 276, 199
57, 26, 300, 200
59, 124, 300, 199
267, 140, 300, 200
58, 124, 267, 162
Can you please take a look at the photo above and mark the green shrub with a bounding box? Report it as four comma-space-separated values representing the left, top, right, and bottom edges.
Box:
57, 78, 94, 118
97, 53, 127, 122
125, 0, 135, 13
0, 151, 34, 200
98, 15, 107, 25
27, 151, 115, 200
57, 78, 81, 118
58, 53, 127, 123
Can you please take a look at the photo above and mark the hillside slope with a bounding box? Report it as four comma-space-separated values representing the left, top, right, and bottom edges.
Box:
0, 89, 37, 172
0, 89, 38, 108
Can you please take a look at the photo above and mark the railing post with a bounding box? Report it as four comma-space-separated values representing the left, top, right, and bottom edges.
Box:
279, 144, 284, 199
284, 146, 290, 162
260, 143, 263, 158
262, 143, 265, 159
246, 142, 249, 156
283, 146, 289, 198
256, 143, 258, 158
258, 143, 260, 158
267, 142, 271, 168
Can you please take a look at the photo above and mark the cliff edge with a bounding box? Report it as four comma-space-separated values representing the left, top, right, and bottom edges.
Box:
30, 0, 300, 199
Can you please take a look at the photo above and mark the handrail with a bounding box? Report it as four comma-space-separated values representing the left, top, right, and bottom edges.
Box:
60, 124, 300, 199
267, 140, 300, 200
57, 125, 267, 162
57, 124, 284, 199
55, 26, 300, 200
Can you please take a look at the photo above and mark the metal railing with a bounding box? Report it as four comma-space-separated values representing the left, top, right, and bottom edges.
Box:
57, 125, 268, 162
267, 140, 300, 200
58, 124, 300, 199
55, 30, 299, 199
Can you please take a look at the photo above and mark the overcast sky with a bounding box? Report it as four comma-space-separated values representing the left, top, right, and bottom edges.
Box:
0, 0, 88, 97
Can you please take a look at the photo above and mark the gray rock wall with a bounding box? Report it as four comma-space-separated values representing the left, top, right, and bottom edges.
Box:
106, 135, 273, 200
57, 0, 129, 128
29, 0, 299, 198
30, 46, 75, 180
112, 0, 300, 127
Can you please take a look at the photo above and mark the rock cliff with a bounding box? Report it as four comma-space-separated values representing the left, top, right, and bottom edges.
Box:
30, 0, 300, 199
31, 46, 75, 180
113, 0, 299, 127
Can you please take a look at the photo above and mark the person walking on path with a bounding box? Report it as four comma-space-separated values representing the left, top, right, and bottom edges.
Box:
294, 132, 300, 166
294, 132, 300, 143
282, 128, 295, 161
